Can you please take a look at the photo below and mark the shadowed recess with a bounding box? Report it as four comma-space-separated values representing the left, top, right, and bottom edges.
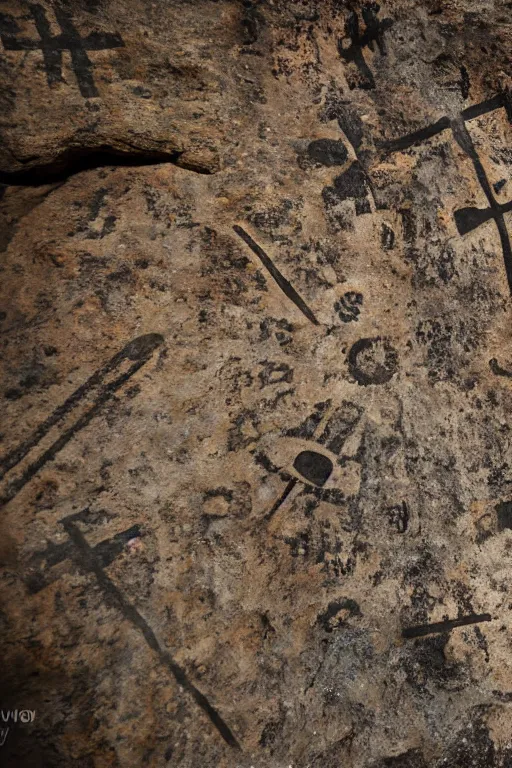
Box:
0, 145, 215, 186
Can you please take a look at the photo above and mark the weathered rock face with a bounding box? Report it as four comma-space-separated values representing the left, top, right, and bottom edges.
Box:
1, 1, 512, 766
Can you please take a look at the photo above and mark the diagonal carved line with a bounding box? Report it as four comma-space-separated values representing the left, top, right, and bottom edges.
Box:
53, 5, 97, 97
233, 225, 320, 325
451, 119, 497, 207
264, 477, 298, 521
29, 3, 62, 85
402, 612, 492, 639
0, 334, 164, 508
62, 519, 241, 750
0, 334, 163, 477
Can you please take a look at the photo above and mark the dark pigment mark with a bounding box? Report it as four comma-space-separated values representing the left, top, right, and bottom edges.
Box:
338, 2, 393, 90
402, 612, 492, 639
489, 358, 512, 378
494, 178, 507, 195
317, 598, 361, 632
293, 450, 333, 487
381, 222, 395, 250
306, 139, 348, 167
378, 93, 512, 293
496, 500, 512, 530
0, 4, 124, 98
26, 523, 141, 593
334, 291, 363, 323
347, 337, 399, 385
233, 225, 319, 325
262, 401, 363, 520
322, 162, 373, 216
387, 500, 409, 533
285, 400, 331, 440
0, 334, 164, 507
258, 361, 293, 388
459, 65, 470, 100
61, 516, 241, 749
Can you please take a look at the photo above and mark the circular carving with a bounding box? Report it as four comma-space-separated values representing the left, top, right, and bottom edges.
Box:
347, 337, 399, 385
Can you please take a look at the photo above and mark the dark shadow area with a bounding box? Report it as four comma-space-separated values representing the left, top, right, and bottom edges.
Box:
0, 145, 213, 187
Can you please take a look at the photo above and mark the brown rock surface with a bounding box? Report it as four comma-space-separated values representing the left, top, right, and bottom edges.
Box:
1, 1, 512, 766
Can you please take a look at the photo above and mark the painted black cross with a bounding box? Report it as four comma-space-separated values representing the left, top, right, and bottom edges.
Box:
378, 93, 512, 294
0, 3, 124, 98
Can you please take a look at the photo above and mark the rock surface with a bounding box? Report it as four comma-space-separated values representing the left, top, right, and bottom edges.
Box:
1, 0, 512, 766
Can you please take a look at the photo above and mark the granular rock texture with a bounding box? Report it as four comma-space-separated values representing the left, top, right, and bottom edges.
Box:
1, 1, 512, 766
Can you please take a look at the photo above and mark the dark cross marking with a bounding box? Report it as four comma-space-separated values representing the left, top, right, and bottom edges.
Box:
0, 4, 124, 98
0, 333, 164, 508
402, 612, 492, 639
26, 521, 141, 593
338, 2, 393, 90
260, 399, 363, 521
378, 93, 512, 293
233, 225, 320, 326
60, 512, 241, 750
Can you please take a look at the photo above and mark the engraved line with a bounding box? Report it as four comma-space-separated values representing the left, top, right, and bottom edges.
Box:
1, 4, 124, 98
451, 119, 512, 293
0, 334, 163, 478
233, 225, 320, 325
402, 612, 492, 639
379, 93, 506, 153
264, 477, 298, 521
451, 118, 497, 207
29, 3, 62, 85
377, 116, 451, 152
461, 93, 504, 122
62, 518, 241, 750
0, 335, 164, 508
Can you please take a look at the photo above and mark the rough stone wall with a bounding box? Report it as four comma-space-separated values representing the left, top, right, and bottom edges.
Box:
1, 1, 512, 766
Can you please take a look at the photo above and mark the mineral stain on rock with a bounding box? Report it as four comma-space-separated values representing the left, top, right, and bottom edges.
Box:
306, 138, 349, 166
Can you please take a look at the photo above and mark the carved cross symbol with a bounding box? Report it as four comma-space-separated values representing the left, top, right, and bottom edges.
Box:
0, 3, 124, 98
378, 94, 512, 293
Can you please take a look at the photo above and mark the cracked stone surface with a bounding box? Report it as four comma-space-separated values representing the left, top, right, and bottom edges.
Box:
1, 1, 512, 766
